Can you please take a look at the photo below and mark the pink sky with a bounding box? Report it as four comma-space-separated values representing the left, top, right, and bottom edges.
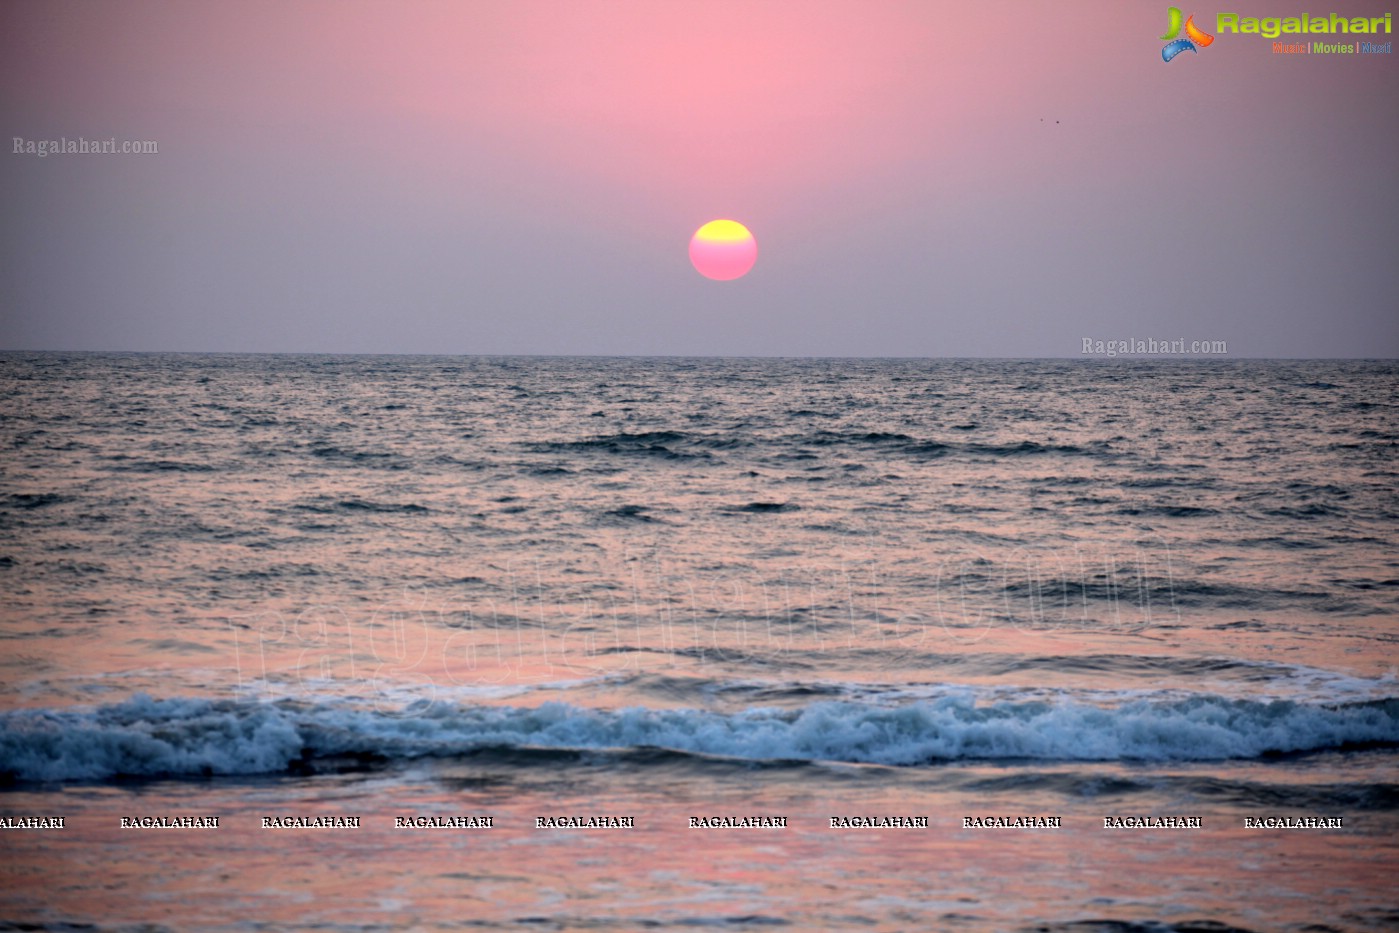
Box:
2, 0, 1396, 355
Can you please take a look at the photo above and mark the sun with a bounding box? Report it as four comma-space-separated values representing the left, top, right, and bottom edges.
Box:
689, 219, 757, 281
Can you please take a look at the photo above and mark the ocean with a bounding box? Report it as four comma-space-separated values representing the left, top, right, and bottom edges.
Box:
0, 353, 1395, 932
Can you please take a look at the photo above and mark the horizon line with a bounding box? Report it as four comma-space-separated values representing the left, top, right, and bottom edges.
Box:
1, 348, 1396, 363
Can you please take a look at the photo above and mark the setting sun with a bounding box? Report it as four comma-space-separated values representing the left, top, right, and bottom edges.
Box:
689, 219, 757, 281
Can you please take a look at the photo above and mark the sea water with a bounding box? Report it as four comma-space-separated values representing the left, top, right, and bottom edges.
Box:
0, 353, 1395, 931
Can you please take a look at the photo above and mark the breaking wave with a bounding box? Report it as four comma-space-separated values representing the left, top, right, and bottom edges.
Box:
2, 692, 1396, 782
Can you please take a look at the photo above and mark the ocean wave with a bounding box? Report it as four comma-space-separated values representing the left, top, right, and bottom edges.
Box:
789, 431, 1108, 460
2, 693, 1396, 783
295, 497, 430, 514
526, 431, 727, 460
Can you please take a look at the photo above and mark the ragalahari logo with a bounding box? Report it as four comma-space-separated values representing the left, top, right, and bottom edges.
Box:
1161, 7, 1215, 60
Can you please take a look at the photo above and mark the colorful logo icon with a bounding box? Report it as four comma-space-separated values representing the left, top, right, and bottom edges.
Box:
1161, 7, 1215, 60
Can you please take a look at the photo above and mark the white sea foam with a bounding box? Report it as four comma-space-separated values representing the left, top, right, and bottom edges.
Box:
2, 692, 1395, 782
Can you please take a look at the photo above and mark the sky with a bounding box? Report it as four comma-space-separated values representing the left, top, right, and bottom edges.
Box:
2, 0, 1396, 358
